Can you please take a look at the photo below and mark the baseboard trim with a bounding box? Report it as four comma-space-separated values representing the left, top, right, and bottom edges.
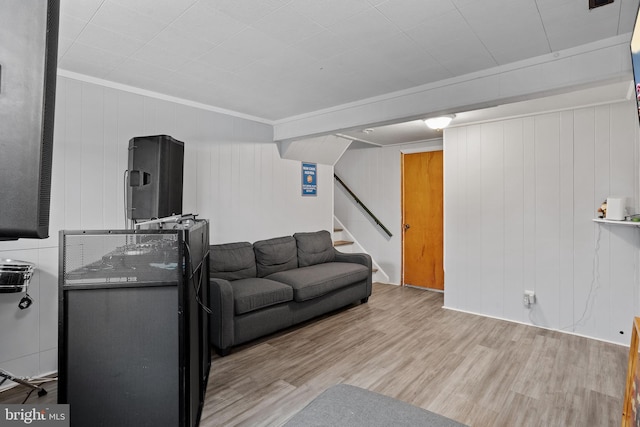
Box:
442, 306, 628, 348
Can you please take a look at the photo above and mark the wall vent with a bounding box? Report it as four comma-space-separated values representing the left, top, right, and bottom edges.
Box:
589, 0, 614, 9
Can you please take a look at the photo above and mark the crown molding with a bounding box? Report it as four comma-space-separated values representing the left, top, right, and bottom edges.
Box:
56, 69, 274, 126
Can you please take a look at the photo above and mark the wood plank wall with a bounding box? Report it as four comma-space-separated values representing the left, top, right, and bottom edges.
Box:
444, 100, 640, 344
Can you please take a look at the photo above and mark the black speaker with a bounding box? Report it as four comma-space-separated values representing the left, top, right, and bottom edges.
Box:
0, 0, 59, 239
127, 135, 184, 221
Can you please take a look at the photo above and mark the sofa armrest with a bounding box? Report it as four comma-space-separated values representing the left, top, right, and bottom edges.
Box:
208, 277, 235, 354
333, 250, 373, 297
333, 250, 371, 268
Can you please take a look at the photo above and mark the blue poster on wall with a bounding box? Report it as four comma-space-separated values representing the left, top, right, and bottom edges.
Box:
302, 162, 317, 196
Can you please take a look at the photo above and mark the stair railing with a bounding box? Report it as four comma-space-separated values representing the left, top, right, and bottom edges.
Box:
334, 174, 393, 237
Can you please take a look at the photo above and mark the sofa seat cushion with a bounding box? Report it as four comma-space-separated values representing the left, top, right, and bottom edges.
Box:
231, 278, 294, 315
266, 262, 368, 302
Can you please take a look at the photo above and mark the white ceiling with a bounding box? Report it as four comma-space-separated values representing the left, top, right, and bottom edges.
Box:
58, 0, 639, 141
339, 79, 636, 145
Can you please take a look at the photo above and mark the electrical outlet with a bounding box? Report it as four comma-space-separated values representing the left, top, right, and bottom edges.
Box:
523, 290, 535, 307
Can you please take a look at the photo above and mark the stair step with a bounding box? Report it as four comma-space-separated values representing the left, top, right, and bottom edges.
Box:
372, 268, 378, 273
333, 240, 353, 247
333, 227, 343, 232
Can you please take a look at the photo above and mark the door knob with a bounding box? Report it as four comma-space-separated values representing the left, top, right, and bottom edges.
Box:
403, 224, 410, 231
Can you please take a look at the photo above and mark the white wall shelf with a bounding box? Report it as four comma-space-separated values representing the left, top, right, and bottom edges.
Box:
592, 218, 640, 227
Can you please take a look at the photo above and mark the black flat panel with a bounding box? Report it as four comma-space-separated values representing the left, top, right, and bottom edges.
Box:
0, 0, 59, 239
184, 224, 210, 426
589, 0, 614, 9
64, 286, 179, 427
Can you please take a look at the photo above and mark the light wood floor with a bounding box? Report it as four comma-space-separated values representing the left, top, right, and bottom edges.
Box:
1, 283, 629, 426
202, 283, 628, 426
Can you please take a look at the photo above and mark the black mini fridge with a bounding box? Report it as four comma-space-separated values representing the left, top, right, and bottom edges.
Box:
58, 220, 210, 427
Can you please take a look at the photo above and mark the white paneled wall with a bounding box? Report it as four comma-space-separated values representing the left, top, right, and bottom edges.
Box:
185, 138, 334, 243
0, 76, 333, 385
445, 100, 640, 345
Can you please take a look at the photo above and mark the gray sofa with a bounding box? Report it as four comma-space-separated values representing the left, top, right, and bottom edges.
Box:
208, 230, 372, 356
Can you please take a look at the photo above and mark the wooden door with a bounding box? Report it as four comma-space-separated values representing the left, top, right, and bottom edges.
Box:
402, 151, 444, 290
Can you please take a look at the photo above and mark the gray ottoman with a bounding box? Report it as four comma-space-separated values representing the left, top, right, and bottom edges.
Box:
284, 384, 467, 427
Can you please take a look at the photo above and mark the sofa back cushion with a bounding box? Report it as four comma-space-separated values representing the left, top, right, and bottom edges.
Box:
294, 230, 335, 267
209, 242, 257, 280
253, 236, 298, 277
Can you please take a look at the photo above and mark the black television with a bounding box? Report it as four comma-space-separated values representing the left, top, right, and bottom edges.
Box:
632, 2, 640, 121
0, 0, 59, 239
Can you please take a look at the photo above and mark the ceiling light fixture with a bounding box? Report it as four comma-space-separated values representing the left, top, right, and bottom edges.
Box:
424, 114, 455, 130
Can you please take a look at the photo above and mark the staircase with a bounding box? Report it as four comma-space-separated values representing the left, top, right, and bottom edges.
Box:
332, 218, 388, 283
333, 238, 354, 248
